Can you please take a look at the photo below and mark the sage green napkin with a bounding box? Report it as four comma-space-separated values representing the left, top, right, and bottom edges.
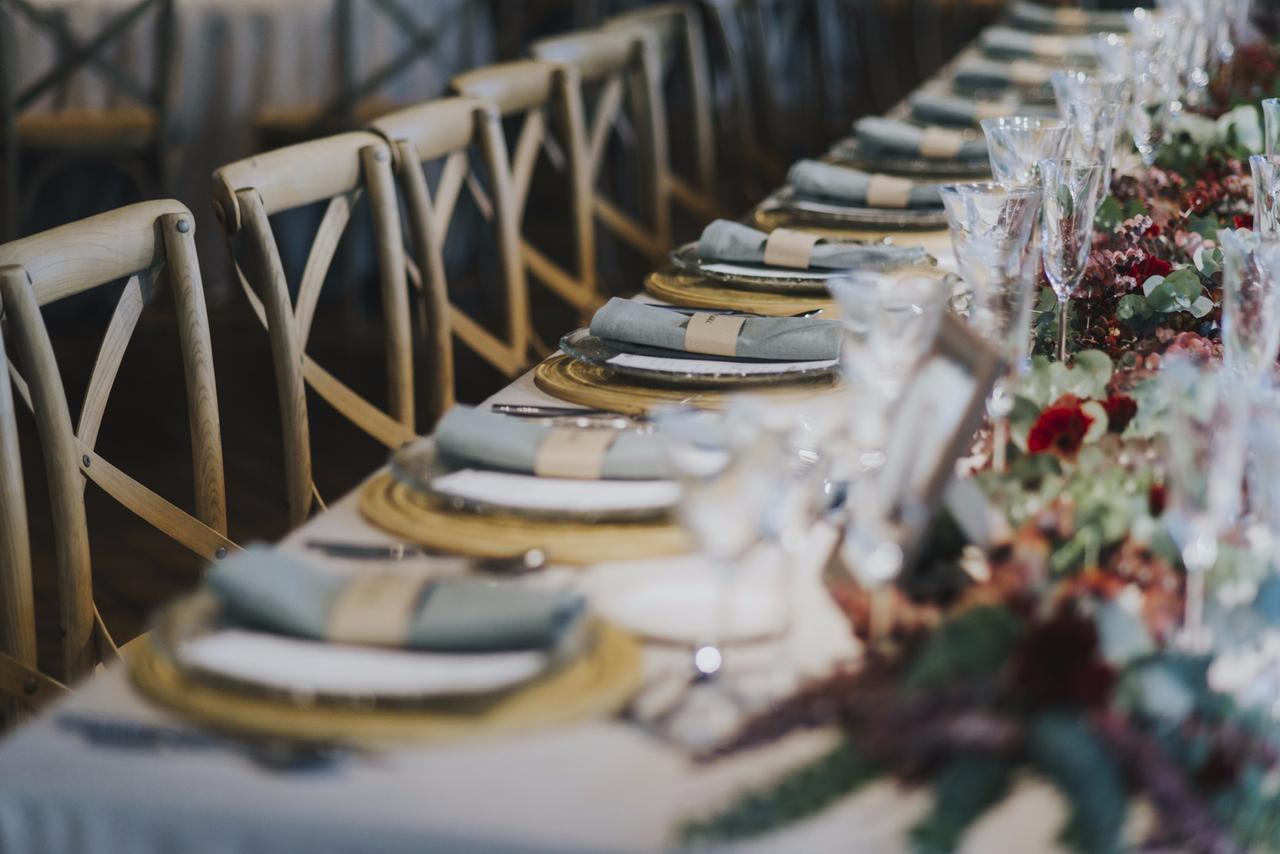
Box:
854, 117, 988, 162
1010, 1, 1129, 32
910, 92, 1057, 127
953, 56, 1053, 92
206, 546, 587, 651
435, 405, 668, 480
787, 160, 942, 209
590, 297, 842, 362
697, 219, 932, 270
981, 26, 1096, 61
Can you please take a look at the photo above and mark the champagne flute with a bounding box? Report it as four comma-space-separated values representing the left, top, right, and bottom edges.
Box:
1263, 98, 1280, 157
1219, 228, 1280, 381
1039, 159, 1104, 362
1161, 358, 1247, 652
1129, 47, 1177, 167
1252, 154, 1280, 239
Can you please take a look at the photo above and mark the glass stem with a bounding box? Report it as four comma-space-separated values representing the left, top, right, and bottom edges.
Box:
1184, 567, 1206, 652
1057, 296, 1070, 363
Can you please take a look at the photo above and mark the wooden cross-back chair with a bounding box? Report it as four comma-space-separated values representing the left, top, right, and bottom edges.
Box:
214, 132, 419, 529
603, 3, 722, 223
450, 60, 601, 320
255, 0, 481, 148
0, 0, 176, 240
531, 28, 672, 265
369, 96, 535, 421
0, 200, 229, 689
0, 319, 49, 718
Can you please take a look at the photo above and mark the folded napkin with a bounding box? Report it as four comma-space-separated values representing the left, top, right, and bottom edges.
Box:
910, 92, 1058, 127
981, 26, 1096, 61
787, 160, 941, 209
590, 297, 842, 362
435, 405, 669, 480
206, 546, 586, 651
952, 56, 1054, 92
854, 117, 988, 162
1010, 1, 1130, 31
697, 219, 932, 270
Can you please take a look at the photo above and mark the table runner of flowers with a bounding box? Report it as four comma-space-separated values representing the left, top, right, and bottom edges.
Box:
681, 44, 1280, 854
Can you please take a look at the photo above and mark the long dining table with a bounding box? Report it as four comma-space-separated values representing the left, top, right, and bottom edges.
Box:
0, 28, 1078, 854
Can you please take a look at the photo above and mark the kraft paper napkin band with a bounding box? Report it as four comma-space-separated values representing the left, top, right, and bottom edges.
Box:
1031, 34, 1068, 56
328, 571, 433, 646
919, 126, 966, 158
975, 101, 1015, 121
533, 427, 619, 479
763, 228, 820, 268
865, 174, 914, 208
1010, 59, 1048, 86
683, 312, 747, 356
1055, 7, 1088, 26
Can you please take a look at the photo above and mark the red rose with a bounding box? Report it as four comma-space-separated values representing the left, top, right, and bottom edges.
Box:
1126, 255, 1173, 286
1027, 400, 1094, 459
1148, 483, 1166, 517
1102, 394, 1137, 434
1234, 214, 1254, 229
1144, 222, 1162, 238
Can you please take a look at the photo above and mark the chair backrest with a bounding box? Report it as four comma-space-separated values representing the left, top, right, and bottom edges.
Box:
369, 96, 533, 422
213, 132, 416, 529
0, 319, 50, 716
450, 59, 600, 318
604, 3, 720, 220
0, 0, 176, 236
299, 0, 484, 136
0, 199, 229, 683
531, 27, 672, 263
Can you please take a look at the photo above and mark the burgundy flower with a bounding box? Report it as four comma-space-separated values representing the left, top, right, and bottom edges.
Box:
1027, 398, 1094, 459
1011, 604, 1116, 709
1234, 213, 1254, 230
1149, 483, 1167, 517
1144, 221, 1162, 238
1102, 394, 1138, 434
1127, 255, 1173, 287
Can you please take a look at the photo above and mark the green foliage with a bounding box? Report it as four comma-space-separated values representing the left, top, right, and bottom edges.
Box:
1094, 195, 1151, 233
680, 741, 877, 843
1026, 714, 1127, 854
1118, 267, 1215, 332
904, 606, 1023, 692
911, 756, 1014, 854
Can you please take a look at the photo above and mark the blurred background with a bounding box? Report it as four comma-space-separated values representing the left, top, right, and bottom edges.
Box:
2, 0, 1007, 670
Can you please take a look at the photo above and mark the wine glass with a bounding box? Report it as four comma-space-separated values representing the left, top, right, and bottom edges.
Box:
1160, 358, 1247, 652
1092, 32, 1132, 79
941, 182, 1042, 470
1252, 155, 1280, 239
1050, 69, 1127, 205
827, 271, 950, 643
651, 402, 781, 743
980, 116, 1070, 186
1129, 47, 1177, 167
1039, 158, 1104, 362
1263, 99, 1280, 157
1219, 228, 1280, 381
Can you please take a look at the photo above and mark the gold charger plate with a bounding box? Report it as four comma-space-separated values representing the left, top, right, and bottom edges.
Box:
360, 471, 691, 564
644, 270, 835, 316
129, 601, 645, 745
533, 353, 841, 417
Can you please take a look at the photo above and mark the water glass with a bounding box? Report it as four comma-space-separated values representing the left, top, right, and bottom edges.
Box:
980, 116, 1070, 186
1129, 48, 1176, 167
1050, 69, 1127, 204
1160, 358, 1248, 652
1219, 228, 1280, 381
1039, 159, 1104, 362
1263, 99, 1280, 157
1252, 154, 1280, 239
941, 182, 1042, 468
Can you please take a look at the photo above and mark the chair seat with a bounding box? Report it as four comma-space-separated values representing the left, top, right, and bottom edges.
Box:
254, 98, 399, 138
18, 107, 158, 151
